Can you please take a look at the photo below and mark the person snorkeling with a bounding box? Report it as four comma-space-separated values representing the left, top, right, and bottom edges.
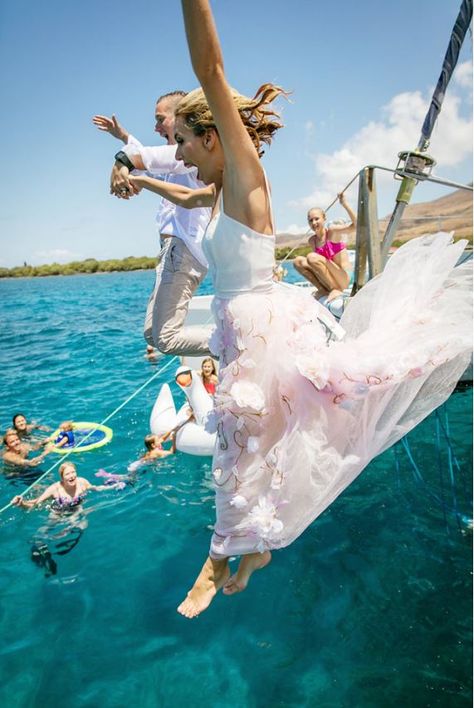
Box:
11, 462, 124, 576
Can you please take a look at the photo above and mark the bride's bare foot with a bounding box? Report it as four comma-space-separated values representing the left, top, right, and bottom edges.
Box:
177, 556, 230, 619
223, 551, 271, 596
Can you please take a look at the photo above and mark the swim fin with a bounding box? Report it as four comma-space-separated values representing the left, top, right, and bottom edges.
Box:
31, 542, 57, 577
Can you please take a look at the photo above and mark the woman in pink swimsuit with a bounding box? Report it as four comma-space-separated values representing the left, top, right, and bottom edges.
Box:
294, 194, 356, 308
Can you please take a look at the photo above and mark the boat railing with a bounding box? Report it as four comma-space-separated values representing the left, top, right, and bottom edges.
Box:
349, 164, 472, 294
278, 162, 472, 295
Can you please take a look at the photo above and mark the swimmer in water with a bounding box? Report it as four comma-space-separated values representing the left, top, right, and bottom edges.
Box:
49, 421, 75, 449
11, 461, 124, 511
12, 413, 50, 440
144, 344, 160, 361
12, 462, 124, 576
98, 428, 180, 481
2, 430, 54, 468
143, 431, 177, 461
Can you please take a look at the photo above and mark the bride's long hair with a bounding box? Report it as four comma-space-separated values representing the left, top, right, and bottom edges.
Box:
175, 83, 288, 157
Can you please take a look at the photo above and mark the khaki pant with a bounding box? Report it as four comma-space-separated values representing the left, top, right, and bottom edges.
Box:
144, 237, 212, 357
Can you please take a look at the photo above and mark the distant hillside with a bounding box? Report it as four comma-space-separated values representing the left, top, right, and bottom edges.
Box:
2, 188, 471, 277
276, 187, 473, 250
0, 256, 156, 279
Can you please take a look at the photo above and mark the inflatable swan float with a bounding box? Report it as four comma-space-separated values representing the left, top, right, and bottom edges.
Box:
149, 366, 216, 457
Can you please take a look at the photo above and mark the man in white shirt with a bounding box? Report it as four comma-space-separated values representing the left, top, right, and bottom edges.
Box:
93, 91, 212, 356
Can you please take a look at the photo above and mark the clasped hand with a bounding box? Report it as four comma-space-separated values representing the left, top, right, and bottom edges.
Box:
110, 165, 141, 200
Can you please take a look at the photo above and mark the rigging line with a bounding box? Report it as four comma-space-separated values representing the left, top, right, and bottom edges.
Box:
0, 354, 179, 515
400, 437, 452, 513
278, 162, 472, 268
441, 405, 463, 530
435, 410, 450, 534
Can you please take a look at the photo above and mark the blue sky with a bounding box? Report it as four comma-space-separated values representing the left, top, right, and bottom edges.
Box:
0, 0, 472, 267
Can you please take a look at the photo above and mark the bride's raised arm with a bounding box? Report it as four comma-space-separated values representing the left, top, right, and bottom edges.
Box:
181, 0, 261, 179
180, 0, 276, 232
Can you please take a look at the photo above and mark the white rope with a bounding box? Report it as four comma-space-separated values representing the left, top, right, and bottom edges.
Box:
0, 355, 179, 515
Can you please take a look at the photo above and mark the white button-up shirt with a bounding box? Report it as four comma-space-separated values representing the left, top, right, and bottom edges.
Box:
123, 136, 210, 267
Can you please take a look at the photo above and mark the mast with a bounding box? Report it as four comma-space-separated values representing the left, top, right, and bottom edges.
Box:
381, 0, 473, 261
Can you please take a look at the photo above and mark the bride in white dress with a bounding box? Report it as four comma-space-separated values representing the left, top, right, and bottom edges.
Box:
130, 0, 472, 618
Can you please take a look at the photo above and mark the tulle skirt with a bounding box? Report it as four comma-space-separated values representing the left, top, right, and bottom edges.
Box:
206, 234, 472, 559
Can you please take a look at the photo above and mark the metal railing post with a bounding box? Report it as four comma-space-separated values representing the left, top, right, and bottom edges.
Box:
365, 167, 382, 278
351, 169, 369, 295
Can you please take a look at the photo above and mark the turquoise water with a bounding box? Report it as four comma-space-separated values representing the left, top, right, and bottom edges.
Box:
0, 267, 471, 708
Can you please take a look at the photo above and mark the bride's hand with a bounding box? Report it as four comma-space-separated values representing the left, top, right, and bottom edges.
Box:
127, 176, 143, 194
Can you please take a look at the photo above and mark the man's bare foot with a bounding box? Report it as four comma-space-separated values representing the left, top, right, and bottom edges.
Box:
223, 551, 271, 596
177, 556, 230, 619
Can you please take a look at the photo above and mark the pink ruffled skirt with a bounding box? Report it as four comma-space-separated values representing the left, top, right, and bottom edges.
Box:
206, 234, 472, 558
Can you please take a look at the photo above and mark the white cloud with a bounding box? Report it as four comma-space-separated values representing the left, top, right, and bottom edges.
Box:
454, 60, 472, 91
292, 77, 473, 213
33, 248, 84, 265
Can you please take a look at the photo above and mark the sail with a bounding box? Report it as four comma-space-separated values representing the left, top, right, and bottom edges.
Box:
420, 0, 473, 147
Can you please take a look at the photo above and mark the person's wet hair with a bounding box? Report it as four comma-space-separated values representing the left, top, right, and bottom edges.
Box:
59, 462, 76, 479
3, 430, 19, 445
144, 434, 156, 452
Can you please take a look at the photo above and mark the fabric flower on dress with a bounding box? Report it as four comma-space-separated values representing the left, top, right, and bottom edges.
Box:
213, 467, 223, 482
295, 354, 330, 390
264, 447, 284, 489
237, 495, 284, 541
229, 494, 248, 509
247, 436, 260, 453
230, 380, 265, 412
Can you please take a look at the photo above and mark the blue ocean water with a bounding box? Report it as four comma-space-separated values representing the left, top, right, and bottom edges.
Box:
0, 267, 471, 708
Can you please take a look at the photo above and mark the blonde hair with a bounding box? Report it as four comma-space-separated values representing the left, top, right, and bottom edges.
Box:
59, 462, 76, 478
175, 84, 287, 157
3, 429, 19, 445
308, 207, 326, 220
144, 434, 156, 452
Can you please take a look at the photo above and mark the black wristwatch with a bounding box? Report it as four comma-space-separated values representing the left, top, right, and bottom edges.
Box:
114, 150, 136, 172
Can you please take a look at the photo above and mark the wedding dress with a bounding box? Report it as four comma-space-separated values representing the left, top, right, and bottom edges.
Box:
202, 194, 472, 559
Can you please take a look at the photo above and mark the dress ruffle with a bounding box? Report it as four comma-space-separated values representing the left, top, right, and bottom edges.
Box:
206, 234, 472, 559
